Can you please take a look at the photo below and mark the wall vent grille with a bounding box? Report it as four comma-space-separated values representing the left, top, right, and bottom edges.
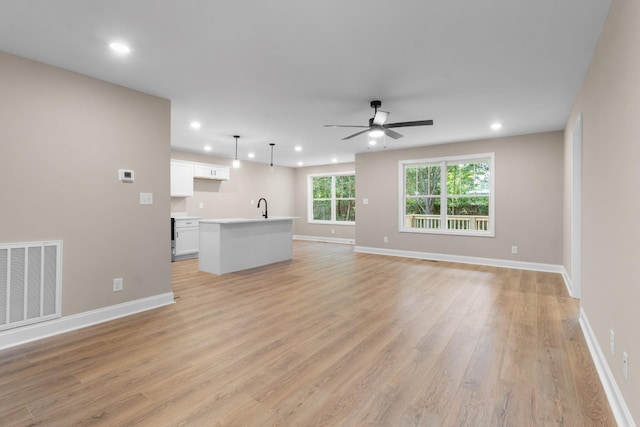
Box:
0, 241, 62, 331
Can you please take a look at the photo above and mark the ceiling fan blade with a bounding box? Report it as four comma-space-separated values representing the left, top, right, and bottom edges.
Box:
384, 119, 434, 129
372, 110, 389, 126
323, 124, 369, 128
384, 128, 404, 139
342, 128, 371, 140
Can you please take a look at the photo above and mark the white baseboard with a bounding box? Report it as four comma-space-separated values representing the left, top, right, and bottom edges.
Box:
294, 235, 355, 245
560, 266, 577, 299
352, 245, 634, 425
579, 308, 636, 427
353, 245, 563, 273
0, 292, 175, 351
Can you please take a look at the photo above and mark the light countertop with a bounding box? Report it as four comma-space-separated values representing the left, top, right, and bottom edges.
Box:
199, 217, 297, 224
171, 212, 201, 220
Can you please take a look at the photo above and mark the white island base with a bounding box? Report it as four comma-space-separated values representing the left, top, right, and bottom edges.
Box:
198, 217, 295, 275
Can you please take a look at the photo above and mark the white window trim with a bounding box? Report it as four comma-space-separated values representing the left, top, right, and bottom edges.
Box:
398, 153, 495, 237
308, 171, 356, 225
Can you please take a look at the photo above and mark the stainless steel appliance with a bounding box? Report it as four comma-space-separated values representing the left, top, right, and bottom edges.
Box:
171, 217, 176, 262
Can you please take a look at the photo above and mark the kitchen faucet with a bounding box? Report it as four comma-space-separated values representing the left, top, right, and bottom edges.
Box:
257, 198, 268, 218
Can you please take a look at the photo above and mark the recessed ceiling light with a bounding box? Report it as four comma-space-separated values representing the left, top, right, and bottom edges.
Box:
332, 158, 338, 163
297, 161, 304, 166
204, 145, 212, 151
190, 121, 201, 129
109, 42, 130, 54
248, 152, 255, 158
294, 146, 302, 152
491, 122, 502, 130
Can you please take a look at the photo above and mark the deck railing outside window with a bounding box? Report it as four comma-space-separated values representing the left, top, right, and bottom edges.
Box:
407, 215, 489, 231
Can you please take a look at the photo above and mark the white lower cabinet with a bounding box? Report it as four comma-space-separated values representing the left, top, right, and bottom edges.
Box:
174, 219, 199, 258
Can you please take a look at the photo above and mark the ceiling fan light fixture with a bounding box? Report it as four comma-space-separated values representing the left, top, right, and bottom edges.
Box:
109, 42, 130, 54
324, 101, 433, 141
369, 128, 385, 138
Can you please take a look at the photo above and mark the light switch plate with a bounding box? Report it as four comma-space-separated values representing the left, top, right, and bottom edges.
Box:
610, 329, 615, 355
140, 192, 153, 205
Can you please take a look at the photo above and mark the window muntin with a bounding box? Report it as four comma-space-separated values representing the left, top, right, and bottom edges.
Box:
400, 154, 494, 236
309, 173, 355, 224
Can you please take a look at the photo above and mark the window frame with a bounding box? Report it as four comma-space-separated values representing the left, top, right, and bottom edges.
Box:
307, 172, 356, 225
399, 153, 495, 237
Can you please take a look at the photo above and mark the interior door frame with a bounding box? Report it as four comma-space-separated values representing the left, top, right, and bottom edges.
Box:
570, 113, 583, 299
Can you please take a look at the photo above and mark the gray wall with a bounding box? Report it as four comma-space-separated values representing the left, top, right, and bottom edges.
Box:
170, 150, 295, 221
355, 132, 564, 265
564, 0, 639, 420
0, 51, 172, 316
294, 163, 356, 241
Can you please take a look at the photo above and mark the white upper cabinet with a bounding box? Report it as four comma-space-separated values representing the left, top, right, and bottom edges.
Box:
193, 164, 230, 181
171, 159, 230, 197
170, 160, 194, 197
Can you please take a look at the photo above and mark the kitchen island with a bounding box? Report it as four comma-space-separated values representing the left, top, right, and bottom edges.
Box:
198, 217, 296, 275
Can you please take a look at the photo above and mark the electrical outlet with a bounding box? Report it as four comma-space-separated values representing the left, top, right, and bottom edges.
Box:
331, 228, 335, 234
610, 330, 615, 355
383, 236, 388, 243
511, 246, 518, 254
113, 278, 123, 292
623, 352, 629, 379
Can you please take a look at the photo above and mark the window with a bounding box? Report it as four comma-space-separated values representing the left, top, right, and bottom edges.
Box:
308, 173, 355, 224
400, 153, 494, 236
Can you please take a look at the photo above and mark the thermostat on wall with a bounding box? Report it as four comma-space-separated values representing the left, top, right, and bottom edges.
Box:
118, 169, 135, 183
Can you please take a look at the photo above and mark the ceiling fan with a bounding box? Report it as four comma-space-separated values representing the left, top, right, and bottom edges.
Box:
324, 100, 434, 140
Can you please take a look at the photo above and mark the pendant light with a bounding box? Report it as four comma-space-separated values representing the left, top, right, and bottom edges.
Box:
269, 143, 275, 169
232, 135, 240, 168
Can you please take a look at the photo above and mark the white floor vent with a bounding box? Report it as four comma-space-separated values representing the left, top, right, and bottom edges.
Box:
0, 241, 62, 331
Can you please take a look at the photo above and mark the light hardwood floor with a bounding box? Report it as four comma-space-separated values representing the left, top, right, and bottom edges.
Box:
0, 241, 615, 426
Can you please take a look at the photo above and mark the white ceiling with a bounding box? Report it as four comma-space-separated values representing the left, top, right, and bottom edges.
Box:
0, 0, 611, 168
